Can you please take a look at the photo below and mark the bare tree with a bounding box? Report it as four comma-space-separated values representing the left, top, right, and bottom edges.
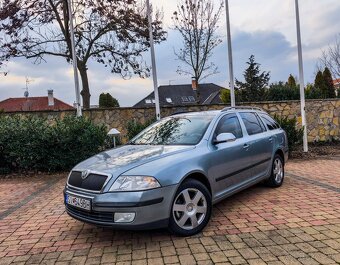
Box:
320, 34, 340, 79
172, 0, 223, 100
0, 0, 166, 108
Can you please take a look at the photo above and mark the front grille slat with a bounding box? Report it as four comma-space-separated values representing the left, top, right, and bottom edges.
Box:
68, 171, 107, 191
66, 205, 113, 222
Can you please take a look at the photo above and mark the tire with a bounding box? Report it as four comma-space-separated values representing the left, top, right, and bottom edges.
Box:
265, 154, 285, 187
168, 179, 212, 236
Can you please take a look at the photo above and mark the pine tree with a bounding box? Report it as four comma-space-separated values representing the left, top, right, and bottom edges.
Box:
287, 74, 297, 88
314, 70, 326, 98
235, 55, 270, 102
323, 67, 336, 98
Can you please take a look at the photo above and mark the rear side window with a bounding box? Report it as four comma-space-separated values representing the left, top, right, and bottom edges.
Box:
215, 114, 243, 139
260, 114, 280, 130
240, 112, 264, 135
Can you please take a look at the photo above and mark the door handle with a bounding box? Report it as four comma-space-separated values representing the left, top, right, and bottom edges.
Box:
269, 137, 273, 142
243, 143, 250, 149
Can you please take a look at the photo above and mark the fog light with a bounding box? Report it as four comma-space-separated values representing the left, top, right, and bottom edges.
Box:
114, 212, 135, 223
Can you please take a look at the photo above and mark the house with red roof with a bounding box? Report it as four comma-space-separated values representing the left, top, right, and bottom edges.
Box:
0, 90, 74, 112
333, 78, 340, 90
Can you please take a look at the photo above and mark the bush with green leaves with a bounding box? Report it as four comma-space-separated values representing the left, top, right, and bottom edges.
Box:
266, 82, 300, 101
0, 115, 107, 172
274, 115, 303, 152
126, 119, 155, 140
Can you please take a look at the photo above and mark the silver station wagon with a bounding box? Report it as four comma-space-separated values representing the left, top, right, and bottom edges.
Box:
64, 107, 288, 236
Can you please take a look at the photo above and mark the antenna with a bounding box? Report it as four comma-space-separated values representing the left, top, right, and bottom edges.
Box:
22, 76, 34, 98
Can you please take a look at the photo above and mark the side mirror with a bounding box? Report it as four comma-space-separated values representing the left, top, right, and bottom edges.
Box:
214, 133, 236, 144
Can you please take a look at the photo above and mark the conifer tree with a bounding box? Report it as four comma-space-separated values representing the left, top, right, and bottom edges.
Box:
235, 55, 270, 102
323, 67, 336, 98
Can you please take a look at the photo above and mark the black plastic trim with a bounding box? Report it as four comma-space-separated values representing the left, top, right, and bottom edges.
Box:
93, 197, 164, 208
216, 157, 271, 182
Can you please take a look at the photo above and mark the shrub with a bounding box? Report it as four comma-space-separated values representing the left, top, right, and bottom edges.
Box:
0, 115, 107, 172
274, 115, 304, 152
126, 119, 155, 140
266, 82, 300, 101
99, 93, 120, 108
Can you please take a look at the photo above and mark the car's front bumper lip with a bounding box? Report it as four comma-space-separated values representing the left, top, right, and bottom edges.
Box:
64, 184, 178, 229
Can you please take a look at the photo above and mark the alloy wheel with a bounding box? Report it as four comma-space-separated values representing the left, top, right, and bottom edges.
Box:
273, 158, 283, 183
172, 188, 207, 230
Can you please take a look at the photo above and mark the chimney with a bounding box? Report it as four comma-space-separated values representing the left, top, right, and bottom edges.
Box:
191, 77, 197, 91
48, 90, 54, 106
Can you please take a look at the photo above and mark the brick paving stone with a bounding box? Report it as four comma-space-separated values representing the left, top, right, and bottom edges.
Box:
0, 159, 339, 264
178, 254, 195, 265
208, 252, 228, 263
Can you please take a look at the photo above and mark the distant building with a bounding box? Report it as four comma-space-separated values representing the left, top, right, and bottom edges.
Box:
333, 78, 340, 90
0, 90, 74, 112
134, 79, 224, 108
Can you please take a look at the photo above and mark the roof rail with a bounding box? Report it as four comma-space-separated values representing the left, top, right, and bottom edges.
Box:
221, 106, 264, 112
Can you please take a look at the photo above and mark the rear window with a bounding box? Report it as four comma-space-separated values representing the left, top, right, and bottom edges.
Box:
239, 112, 264, 135
260, 114, 280, 130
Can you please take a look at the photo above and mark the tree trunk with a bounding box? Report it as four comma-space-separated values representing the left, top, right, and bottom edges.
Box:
78, 63, 91, 109
195, 76, 201, 103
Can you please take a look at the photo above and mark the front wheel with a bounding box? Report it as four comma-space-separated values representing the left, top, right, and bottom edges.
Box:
168, 179, 212, 236
265, 154, 285, 187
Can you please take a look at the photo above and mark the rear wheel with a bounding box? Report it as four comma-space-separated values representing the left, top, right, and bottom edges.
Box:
168, 179, 212, 236
265, 154, 284, 187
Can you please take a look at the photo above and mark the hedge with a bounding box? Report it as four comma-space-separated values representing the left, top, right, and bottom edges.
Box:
0, 115, 108, 172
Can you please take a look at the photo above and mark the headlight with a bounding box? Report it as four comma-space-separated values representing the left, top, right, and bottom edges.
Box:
109, 176, 161, 191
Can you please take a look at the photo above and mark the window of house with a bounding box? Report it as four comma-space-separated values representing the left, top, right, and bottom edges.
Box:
240, 112, 264, 135
188, 96, 195, 102
181, 96, 189, 102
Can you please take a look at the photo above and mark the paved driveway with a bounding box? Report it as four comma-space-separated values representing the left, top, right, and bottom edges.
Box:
0, 158, 339, 265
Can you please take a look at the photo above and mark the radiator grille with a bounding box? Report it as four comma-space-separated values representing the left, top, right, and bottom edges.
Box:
68, 171, 108, 192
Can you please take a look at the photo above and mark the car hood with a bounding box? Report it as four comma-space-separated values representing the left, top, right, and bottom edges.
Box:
73, 144, 195, 176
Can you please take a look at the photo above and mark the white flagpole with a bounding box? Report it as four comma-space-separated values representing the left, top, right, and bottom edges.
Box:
225, 0, 235, 107
146, 0, 161, 120
294, 0, 308, 152
67, 0, 82, 117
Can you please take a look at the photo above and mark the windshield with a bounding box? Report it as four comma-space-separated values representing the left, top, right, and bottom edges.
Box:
130, 115, 214, 145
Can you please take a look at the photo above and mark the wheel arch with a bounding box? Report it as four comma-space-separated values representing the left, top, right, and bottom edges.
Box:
180, 171, 212, 195
274, 148, 285, 165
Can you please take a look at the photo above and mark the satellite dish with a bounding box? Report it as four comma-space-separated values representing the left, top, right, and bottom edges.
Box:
24, 90, 29, 98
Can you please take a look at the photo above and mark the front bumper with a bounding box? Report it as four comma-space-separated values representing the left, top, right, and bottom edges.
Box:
64, 184, 179, 230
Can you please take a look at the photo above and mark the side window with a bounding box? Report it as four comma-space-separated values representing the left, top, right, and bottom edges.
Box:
240, 112, 264, 135
260, 114, 280, 130
256, 113, 267, 131
215, 114, 243, 139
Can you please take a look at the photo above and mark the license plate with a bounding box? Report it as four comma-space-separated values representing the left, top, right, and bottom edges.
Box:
65, 194, 91, 211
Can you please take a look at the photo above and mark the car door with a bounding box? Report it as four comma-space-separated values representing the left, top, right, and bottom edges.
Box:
239, 112, 273, 179
208, 113, 254, 199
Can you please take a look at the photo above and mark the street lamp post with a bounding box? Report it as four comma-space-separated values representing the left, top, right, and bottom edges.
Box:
225, 0, 236, 107
67, 0, 82, 117
146, 0, 161, 121
294, 0, 308, 152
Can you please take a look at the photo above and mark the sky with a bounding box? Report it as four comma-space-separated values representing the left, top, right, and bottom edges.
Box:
0, 0, 339, 107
